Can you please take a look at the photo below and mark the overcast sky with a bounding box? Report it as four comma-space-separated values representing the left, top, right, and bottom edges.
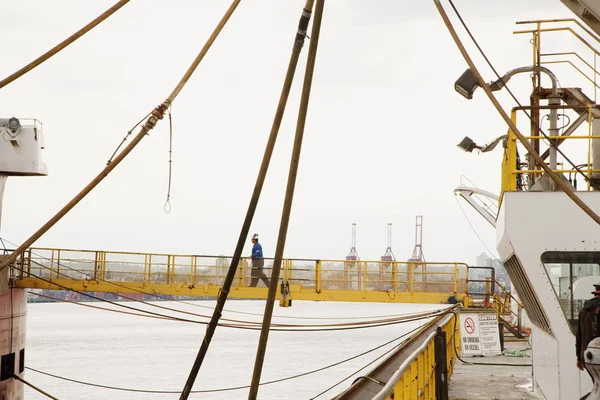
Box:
0, 0, 591, 265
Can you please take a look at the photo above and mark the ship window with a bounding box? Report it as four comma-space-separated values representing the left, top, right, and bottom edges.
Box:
541, 251, 600, 334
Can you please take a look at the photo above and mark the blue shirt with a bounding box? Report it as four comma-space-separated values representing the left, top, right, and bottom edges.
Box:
252, 242, 263, 258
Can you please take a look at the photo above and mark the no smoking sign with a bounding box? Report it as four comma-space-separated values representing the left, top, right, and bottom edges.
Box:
464, 317, 475, 334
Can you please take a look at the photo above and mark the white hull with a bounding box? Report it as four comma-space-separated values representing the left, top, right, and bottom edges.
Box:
497, 191, 600, 399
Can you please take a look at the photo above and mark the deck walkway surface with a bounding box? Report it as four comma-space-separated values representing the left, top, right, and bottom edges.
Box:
449, 341, 539, 400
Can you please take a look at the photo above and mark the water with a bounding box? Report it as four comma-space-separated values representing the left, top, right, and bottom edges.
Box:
24, 300, 445, 399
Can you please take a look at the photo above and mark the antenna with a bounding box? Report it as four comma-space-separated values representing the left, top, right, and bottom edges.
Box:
346, 223, 359, 260
381, 223, 395, 261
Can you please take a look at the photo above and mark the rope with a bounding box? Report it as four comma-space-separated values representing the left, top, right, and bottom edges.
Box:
30, 292, 177, 322
25, 274, 446, 332
309, 323, 425, 399
13, 374, 59, 400
25, 253, 449, 330
0, 0, 242, 275
164, 105, 173, 213
19, 261, 233, 328
0, 0, 131, 90
13, 239, 451, 323
179, 0, 313, 395
106, 110, 152, 164
6, 238, 454, 328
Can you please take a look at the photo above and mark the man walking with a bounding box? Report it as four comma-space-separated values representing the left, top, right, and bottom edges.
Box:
249, 233, 270, 287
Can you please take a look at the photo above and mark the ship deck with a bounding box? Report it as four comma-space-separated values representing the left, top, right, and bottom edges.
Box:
449, 340, 539, 400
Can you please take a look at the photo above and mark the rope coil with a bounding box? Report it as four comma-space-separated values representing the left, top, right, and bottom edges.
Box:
164, 105, 173, 213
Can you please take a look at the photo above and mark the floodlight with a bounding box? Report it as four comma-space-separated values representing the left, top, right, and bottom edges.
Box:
457, 136, 479, 153
455, 69, 479, 99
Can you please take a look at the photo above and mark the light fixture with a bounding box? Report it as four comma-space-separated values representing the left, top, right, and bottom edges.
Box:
457, 136, 480, 152
456, 66, 558, 99
7, 117, 21, 134
455, 69, 479, 99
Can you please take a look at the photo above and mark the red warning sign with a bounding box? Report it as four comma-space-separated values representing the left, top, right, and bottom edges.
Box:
464, 317, 475, 334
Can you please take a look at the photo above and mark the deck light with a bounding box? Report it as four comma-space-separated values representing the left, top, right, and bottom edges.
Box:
455, 69, 479, 99
457, 136, 480, 152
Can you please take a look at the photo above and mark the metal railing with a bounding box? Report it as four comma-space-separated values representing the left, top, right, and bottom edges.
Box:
16, 247, 468, 297
492, 279, 524, 333
466, 266, 496, 306
497, 18, 600, 198
468, 266, 524, 334
500, 106, 600, 196
515, 18, 600, 101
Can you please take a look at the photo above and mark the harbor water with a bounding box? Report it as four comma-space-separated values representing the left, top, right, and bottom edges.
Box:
24, 300, 445, 399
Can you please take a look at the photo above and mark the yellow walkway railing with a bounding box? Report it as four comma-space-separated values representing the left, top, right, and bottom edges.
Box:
335, 310, 460, 399
14, 247, 469, 305
379, 313, 459, 400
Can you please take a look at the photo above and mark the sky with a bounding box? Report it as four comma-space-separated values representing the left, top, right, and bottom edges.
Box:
0, 0, 594, 266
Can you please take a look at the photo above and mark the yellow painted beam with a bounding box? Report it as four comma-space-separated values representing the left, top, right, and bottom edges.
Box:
16, 277, 466, 305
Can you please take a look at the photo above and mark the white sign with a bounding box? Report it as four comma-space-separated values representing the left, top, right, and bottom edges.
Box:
459, 312, 502, 356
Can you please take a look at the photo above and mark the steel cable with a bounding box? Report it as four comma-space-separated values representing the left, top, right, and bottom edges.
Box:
309, 323, 427, 399
29, 289, 447, 331
22, 268, 446, 331
13, 374, 59, 400
0, 0, 242, 274
23, 252, 449, 330
0, 0, 131, 90
10, 238, 454, 327
3, 239, 456, 322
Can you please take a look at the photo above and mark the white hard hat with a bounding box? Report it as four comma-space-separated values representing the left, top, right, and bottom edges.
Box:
252, 233, 259, 240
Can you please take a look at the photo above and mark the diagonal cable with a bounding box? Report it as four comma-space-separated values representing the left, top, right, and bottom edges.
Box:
0, 0, 131, 89
0, 0, 242, 274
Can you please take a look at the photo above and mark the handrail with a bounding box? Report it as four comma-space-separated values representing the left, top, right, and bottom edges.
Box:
493, 278, 522, 307
373, 312, 457, 400
372, 332, 438, 400
25, 246, 465, 266
337, 310, 458, 400
516, 18, 600, 45
480, 275, 523, 332
541, 60, 600, 91
514, 27, 600, 59
514, 19, 600, 101
17, 247, 470, 302
541, 51, 600, 81
542, 51, 597, 72
501, 105, 597, 195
